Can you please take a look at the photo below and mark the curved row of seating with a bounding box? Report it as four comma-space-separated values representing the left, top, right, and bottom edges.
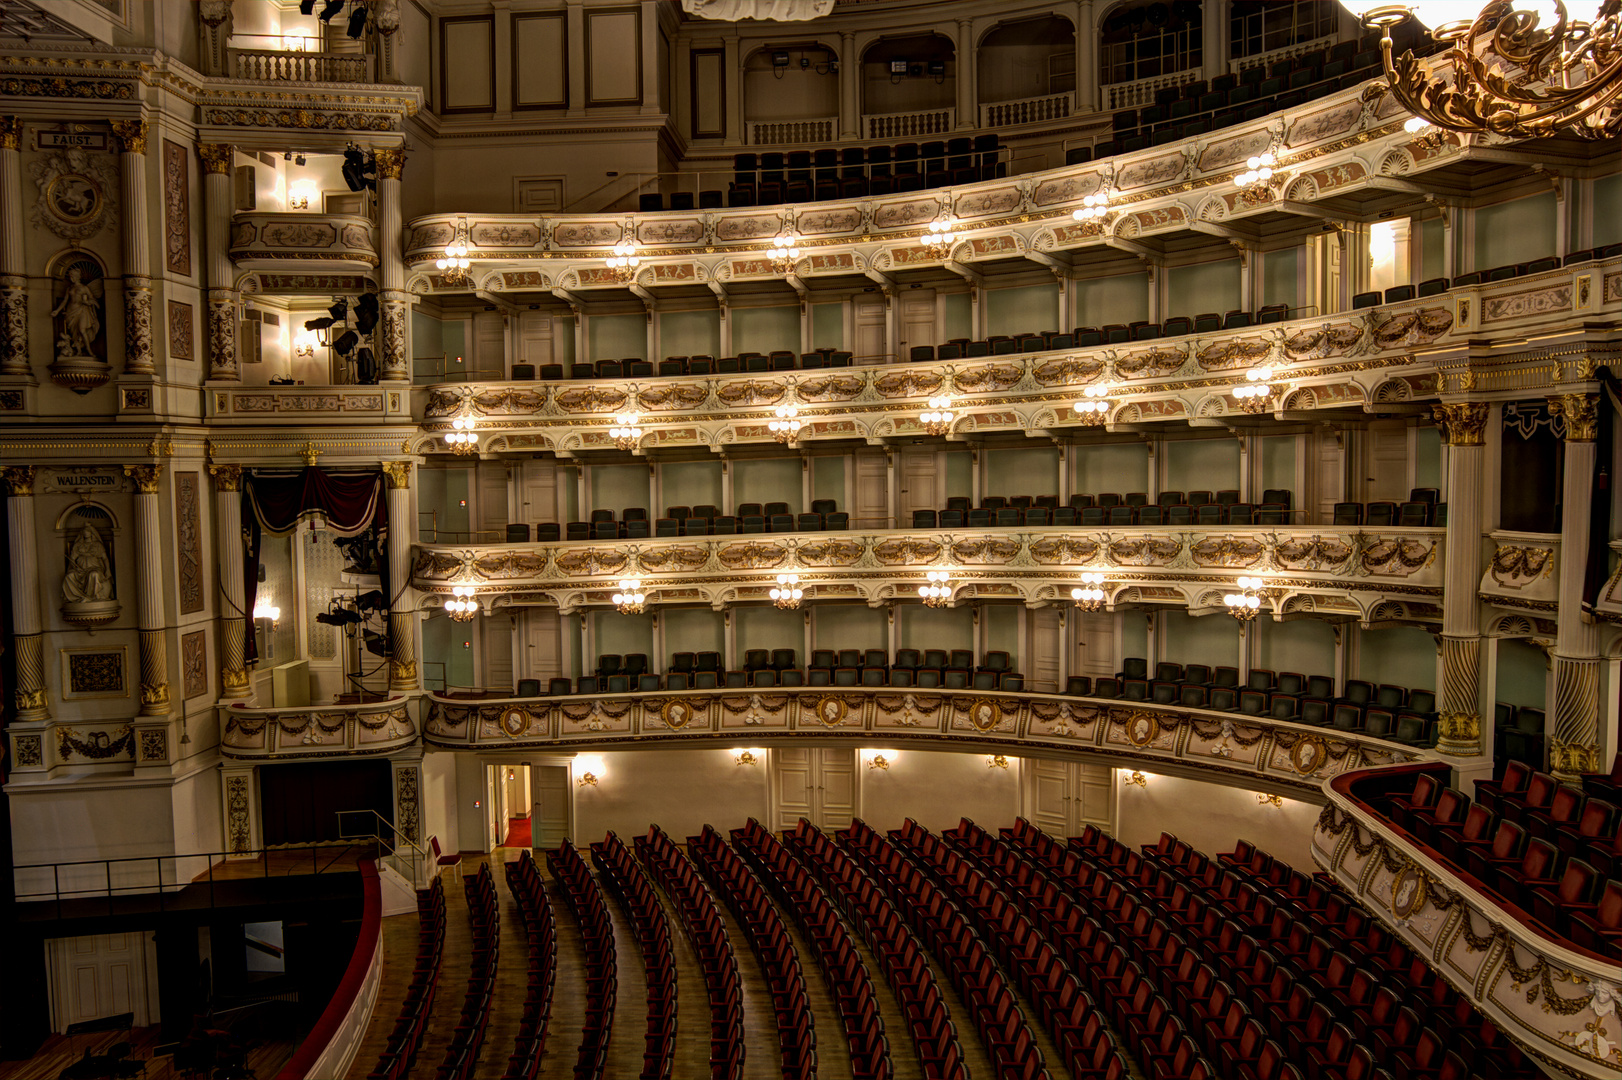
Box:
366, 875, 446, 1080
589, 833, 677, 1080
635, 825, 746, 1080
1382, 766, 1622, 958
732, 818, 893, 1079
436, 865, 499, 1080
510, 350, 853, 382
543, 840, 617, 1080
688, 825, 818, 1080
500, 852, 558, 1080
784, 819, 970, 1080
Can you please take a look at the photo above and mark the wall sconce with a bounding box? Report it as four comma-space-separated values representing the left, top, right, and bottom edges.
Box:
733, 747, 764, 766
575, 753, 606, 787
862, 748, 898, 771
286, 179, 318, 211
987, 754, 1010, 770
1257, 792, 1284, 809
1122, 769, 1148, 788
252, 596, 281, 630
293, 329, 317, 359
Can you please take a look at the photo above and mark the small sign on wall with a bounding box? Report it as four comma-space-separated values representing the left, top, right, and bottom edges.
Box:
39, 130, 107, 151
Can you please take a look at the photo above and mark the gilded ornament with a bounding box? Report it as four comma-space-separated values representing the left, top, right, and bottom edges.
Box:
1550, 392, 1599, 442
208, 463, 242, 490
122, 463, 162, 494
382, 460, 413, 489
196, 143, 234, 174
373, 146, 406, 180
0, 116, 22, 150
3, 464, 36, 495
1431, 402, 1489, 446
109, 119, 148, 156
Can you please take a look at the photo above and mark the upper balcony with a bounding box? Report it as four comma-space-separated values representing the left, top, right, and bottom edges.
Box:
230, 212, 378, 272
228, 47, 374, 85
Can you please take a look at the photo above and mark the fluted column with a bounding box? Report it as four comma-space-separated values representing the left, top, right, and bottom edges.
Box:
374, 147, 410, 383
5, 467, 47, 721
199, 144, 238, 382
1075, 1, 1097, 113
0, 116, 29, 378
124, 464, 170, 716
1549, 392, 1602, 780
383, 462, 418, 690
838, 30, 858, 139
112, 120, 155, 376
210, 464, 250, 698
1432, 402, 1490, 755
955, 19, 976, 130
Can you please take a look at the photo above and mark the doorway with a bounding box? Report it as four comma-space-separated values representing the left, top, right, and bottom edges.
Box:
486, 763, 532, 849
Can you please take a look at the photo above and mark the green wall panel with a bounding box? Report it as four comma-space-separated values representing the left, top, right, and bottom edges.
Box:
1260, 436, 1296, 494
984, 604, 1020, 670
945, 451, 972, 498
589, 463, 650, 515
1262, 248, 1298, 312
1166, 438, 1239, 492
420, 467, 470, 539
1494, 639, 1548, 710
1595, 174, 1622, 248
1118, 611, 1149, 665
735, 457, 803, 512
1474, 192, 1556, 270
588, 313, 645, 361
736, 606, 804, 663
813, 457, 846, 508
734, 305, 799, 355
986, 284, 1058, 337
663, 608, 723, 662
1358, 626, 1436, 691
661, 460, 722, 511
942, 292, 972, 341
1167, 259, 1241, 318
421, 612, 474, 691
1076, 273, 1148, 328
987, 447, 1058, 497
1414, 425, 1442, 491
660, 309, 720, 358
897, 604, 973, 652
1160, 612, 1239, 668
592, 610, 654, 660
1075, 442, 1148, 495
814, 605, 885, 651
1420, 218, 1444, 282
1253, 618, 1335, 678
811, 302, 844, 350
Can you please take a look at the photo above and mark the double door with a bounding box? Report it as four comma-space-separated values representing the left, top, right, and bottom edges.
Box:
1024, 760, 1115, 837
771, 747, 858, 832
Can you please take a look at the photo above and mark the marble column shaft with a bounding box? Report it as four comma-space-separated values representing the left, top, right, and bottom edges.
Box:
212, 466, 250, 698
5, 467, 47, 719
1550, 393, 1601, 778
113, 121, 154, 375
126, 466, 170, 715
0, 117, 28, 377
384, 463, 418, 690
199, 145, 238, 382
375, 148, 410, 383
1431, 403, 1490, 755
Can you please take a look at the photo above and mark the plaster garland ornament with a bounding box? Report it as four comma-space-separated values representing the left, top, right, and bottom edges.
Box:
28, 146, 118, 242
681, 0, 834, 19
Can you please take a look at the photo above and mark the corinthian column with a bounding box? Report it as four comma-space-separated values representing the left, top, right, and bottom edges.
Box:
112, 120, 155, 375
198, 144, 238, 382
5, 466, 47, 720
1432, 402, 1490, 756
374, 147, 410, 384
124, 464, 170, 715
383, 461, 418, 690
0, 116, 29, 378
210, 464, 250, 698
1548, 392, 1602, 780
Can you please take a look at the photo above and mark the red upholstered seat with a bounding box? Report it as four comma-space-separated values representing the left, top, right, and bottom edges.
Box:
1473, 760, 1532, 814
1492, 836, 1558, 900
1569, 878, 1622, 956
1462, 819, 1527, 885
1524, 784, 1586, 841
1529, 858, 1601, 932
1556, 799, 1617, 858
1388, 773, 1441, 827
1499, 771, 1558, 824
1431, 803, 1496, 862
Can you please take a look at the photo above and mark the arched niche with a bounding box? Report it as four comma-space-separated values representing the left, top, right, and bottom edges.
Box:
977, 15, 1077, 108
860, 33, 955, 120
743, 43, 841, 129
56, 501, 121, 627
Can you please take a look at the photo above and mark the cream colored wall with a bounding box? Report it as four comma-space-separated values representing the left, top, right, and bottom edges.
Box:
1115, 771, 1321, 872
574, 749, 771, 845
860, 750, 1021, 834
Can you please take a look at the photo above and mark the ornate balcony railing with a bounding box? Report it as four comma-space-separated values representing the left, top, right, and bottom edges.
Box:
1316, 766, 1622, 1080
865, 107, 955, 139
750, 117, 837, 144
1230, 35, 1342, 76
219, 697, 416, 760
229, 48, 374, 84
422, 688, 1426, 796
412, 524, 1445, 616
1479, 531, 1559, 612
1102, 70, 1200, 110
980, 92, 1074, 128
229, 212, 378, 270
208, 385, 412, 424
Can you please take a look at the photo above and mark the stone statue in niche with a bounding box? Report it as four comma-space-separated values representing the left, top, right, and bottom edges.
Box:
61, 521, 119, 627
46, 256, 110, 393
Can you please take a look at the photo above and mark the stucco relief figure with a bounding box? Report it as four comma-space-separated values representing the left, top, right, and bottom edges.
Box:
823, 700, 840, 724
52, 267, 102, 359
62, 525, 113, 603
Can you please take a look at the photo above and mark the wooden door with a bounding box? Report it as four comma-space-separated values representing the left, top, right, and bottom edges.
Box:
1073, 763, 1115, 830
899, 289, 936, 357
1029, 607, 1062, 693
533, 765, 571, 848
1364, 419, 1410, 503
898, 449, 942, 523
522, 609, 562, 684
853, 450, 890, 530
816, 749, 858, 832
1025, 760, 1114, 836
51, 933, 150, 1031
854, 295, 887, 363
1028, 759, 1073, 837
771, 746, 818, 832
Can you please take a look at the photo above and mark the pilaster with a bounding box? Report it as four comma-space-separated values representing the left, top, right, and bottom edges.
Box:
124, 464, 171, 717
113, 120, 155, 376
383, 462, 419, 690
4, 465, 46, 721
210, 464, 250, 698
198, 144, 238, 382
1431, 401, 1490, 756
1548, 392, 1602, 779
0, 116, 29, 379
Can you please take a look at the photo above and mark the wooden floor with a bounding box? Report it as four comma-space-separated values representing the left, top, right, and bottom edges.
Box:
2, 1022, 295, 1080
192, 845, 377, 882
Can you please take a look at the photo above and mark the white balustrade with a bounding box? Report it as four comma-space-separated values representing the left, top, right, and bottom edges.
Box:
749, 118, 837, 144
1102, 70, 1200, 110
980, 92, 1074, 129
1229, 35, 1341, 76
865, 108, 955, 140
230, 48, 373, 84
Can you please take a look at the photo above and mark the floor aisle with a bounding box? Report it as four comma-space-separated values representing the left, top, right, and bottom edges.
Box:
644, 865, 729, 1077
342, 909, 434, 1079
535, 872, 592, 1080
753, 883, 858, 1079
409, 870, 482, 1077
477, 853, 531, 1076
599, 872, 652, 1080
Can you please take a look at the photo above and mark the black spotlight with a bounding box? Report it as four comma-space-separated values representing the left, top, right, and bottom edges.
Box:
347, 4, 369, 39
319, 0, 345, 21
341, 147, 376, 192
299, 0, 316, 13
303, 316, 335, 332
327, 298, 349, 321
355, 347, 378, 384
332, 329, 359, 354
353, 292, 379, 334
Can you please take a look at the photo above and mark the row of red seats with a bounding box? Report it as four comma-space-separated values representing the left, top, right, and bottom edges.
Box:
732, 818, 893, 1079
367, 875, 446, 1080
1386, 768, 1622, 956
590, 833, 676, 1080
784, 820, 969, 1079
688, 825, 818, 1079
883, 818, 1108, 1080
436, 865, 499, 1080
635, 826, 745, 1080
501, 851, 558, 1080
840, 819, 1076, 1080
544, 840, 617, 1080
939, 817, 1211, 1080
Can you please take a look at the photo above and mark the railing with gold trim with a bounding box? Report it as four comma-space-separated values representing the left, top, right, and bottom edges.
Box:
1479, 531, 1559, 612
229, 212, 379, 270
219, 697, 416, 760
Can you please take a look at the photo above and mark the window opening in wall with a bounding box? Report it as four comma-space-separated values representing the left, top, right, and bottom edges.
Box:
1229, 0, 1340, 59
1100, 1, 1203, 85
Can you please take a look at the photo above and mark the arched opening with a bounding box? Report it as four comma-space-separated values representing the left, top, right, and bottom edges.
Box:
742, 43, 840, 141
1098, 1, 1203, 88
977, 15, 1076, 111
861, 33, 955, 125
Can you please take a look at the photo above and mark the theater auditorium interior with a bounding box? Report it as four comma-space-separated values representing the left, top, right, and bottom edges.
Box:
0, 0, 1619, 1077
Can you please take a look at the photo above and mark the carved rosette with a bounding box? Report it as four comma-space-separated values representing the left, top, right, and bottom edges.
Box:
1431, 402, 1489, 446
207, 292, 238, 381
124, 277, 154, 374
1549, 392, 1598, 442
380, 295, 408, 381
0, 274, 27, 375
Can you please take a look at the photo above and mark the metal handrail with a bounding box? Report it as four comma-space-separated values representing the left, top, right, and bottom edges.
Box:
336, 808, 431, 887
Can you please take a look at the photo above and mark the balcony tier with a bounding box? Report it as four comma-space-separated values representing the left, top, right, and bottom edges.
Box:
218, 697, 416, 761
230, 212, 378, 271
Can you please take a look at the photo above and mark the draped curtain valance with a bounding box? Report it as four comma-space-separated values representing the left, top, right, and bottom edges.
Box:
245, 468, 385, 537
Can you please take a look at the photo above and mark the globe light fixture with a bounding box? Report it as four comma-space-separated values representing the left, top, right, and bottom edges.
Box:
766, 233, 801, 273
771, 573, 804, 609
445, 415, 479, 454
920, 396, 955, 436
1075, 383, 1112, 425
610, 413, 644, 451
1071, 188, 1114, 233
1235, 152, 1278, 203
1071, 572, 1107, 612
436, 224, 472, 287
445, 585, 479, 622
919, 570, 952, 608
607, 242, 641, 282
923, 217, 957, 258
1224, 576, 1266, 622
253, 595, 281, 629
612, 579, 647, 615
1233, 366, 1276, 413
769, 405, 802, 444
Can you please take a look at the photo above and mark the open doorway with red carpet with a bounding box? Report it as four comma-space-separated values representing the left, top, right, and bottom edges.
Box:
500, 817, 531, 848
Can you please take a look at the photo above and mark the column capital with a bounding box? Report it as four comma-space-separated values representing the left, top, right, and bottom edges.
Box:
3, 464, 35, 495
0, 116, 23, 151
373, 146, 406, 180
208, 463, 243, 491
1431, 401, 1490, 446
1549, 392, 1598, 442
382, 460, 413, 489
110, 119, 149, 156
122, 463, 163, 494
197, 143, 234, 174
